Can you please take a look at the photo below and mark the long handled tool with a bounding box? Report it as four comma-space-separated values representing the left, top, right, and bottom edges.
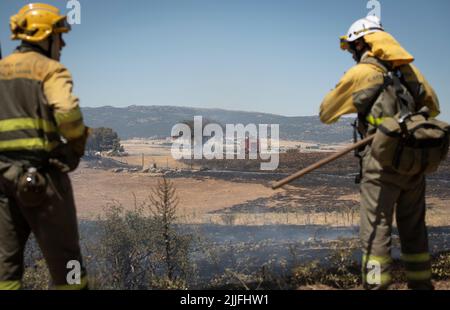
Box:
271, 135, 375, 190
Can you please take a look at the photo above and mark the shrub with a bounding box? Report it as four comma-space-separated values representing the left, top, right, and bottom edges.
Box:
86, 127, 123, 153
93, 177, 195, 289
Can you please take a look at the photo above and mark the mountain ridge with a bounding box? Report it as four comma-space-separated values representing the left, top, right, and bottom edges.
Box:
81, 105, 354, 144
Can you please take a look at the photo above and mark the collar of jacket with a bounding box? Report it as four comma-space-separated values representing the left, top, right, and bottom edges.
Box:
360, 51, 394, 71
359, 51, 372, 63
15, 42, 49, 57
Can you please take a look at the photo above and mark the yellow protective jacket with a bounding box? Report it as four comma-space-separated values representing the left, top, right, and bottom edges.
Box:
0, 45, 87, 163
320, 32, 440, 126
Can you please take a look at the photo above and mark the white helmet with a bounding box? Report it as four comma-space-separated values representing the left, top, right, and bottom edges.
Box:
340, 15, 384, 50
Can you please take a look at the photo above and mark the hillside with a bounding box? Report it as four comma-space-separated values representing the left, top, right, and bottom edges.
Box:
82, 105, 354, 144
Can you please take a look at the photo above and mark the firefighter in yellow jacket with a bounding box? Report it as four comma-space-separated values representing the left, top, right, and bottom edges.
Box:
0, 3, 88, 290
320, 16, 440, 290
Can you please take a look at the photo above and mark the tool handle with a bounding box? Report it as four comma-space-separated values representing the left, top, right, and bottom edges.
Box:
271, 135, 375, 190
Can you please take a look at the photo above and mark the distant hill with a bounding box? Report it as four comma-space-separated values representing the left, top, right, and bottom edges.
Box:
81, 105, 354, 144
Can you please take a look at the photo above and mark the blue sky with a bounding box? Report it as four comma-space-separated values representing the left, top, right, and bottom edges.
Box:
1, 0, 449, 121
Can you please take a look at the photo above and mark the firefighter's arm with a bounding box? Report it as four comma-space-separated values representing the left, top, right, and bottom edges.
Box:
319, 67, 360, 124
408, 64, 440, 117
43, 63, 88, 157
319, 64, 384, 124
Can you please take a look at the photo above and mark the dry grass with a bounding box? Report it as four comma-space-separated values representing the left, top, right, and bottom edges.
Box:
177, 211, 359, 227
71, 162, 450, 226
71, 166, 280, 220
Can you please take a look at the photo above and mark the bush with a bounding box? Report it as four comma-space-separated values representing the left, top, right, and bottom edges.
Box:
92, 177, 195, 289
432, 252, 450, 280
291, 239, 360, 289
86, 127, 123, 153
22, 259, 51, 290
21, 177, 195, 290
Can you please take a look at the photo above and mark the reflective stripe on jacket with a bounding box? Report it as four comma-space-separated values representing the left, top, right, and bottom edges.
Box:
0, 46, 86, 159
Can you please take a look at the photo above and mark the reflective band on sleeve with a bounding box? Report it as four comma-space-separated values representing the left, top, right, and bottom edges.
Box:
54, 275, 88, 291
54, 108, 83, 125
0, 118, 56, 133
366, 115, 385, 126
0, 280, 22, 290
0, 138, 59, 152
58, 118, 86, 140
54, 108, 86, 140
405, 270, 432, 281
401, 253, 431, 263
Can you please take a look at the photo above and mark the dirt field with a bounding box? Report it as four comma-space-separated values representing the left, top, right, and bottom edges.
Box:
118, 138, 347, 170
71, 166, 450, 227
72, 138, 450, 227
116, 139, 190, 169
71, 164, 283, 220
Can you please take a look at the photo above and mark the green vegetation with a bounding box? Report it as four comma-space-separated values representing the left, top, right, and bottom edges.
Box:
91, 177, 194, 289
20, 178, 450, 289
86, 127, 123, 154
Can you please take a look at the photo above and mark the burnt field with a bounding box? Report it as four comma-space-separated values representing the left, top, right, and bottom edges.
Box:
183, 150, 450, 177
177, 152, 450, 204
47, 150, 450, 289
78, 150, 450, 225
77, 149, 450, 224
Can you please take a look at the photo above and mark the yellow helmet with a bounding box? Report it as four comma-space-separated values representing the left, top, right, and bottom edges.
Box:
10, 3, 71, 43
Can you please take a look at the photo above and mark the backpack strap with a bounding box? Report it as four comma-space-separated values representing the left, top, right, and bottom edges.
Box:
360, 56, 414, 117
360, 56, 390, 73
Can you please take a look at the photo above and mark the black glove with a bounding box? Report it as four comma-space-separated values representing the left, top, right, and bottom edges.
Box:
49, 127, 90, 173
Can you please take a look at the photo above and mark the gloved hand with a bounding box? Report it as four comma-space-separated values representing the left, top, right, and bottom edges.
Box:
49, 127, 90, 173
48, 158, 72, 173
69, 127, 90, 158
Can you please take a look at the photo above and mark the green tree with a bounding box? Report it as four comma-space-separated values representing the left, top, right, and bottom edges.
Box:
148, 177, 180, 281
94, 178, 194, 289
86, 127, 123, 153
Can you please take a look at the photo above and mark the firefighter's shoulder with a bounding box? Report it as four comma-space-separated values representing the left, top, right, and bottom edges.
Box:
0, 51, 66, 82
338, 62, 384, 90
